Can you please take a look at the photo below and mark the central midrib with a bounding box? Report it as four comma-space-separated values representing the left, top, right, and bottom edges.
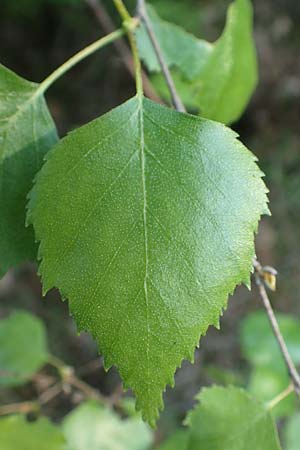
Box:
138, 96, 151, 386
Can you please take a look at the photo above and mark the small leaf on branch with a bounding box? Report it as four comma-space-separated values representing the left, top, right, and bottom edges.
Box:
136, 5, 212, 80
137, 0, 258, 124
0, 64, 58, 277
186, 386, 282, 450
28, 96, 268, 425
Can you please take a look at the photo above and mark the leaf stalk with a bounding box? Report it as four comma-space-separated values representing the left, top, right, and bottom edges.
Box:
113, 0, 143, 97
38, 27, 134, 94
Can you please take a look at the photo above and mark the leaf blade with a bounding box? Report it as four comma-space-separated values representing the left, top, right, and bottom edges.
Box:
0, 63, 58, 277
186, 386, 282, 450
28, 96, 268, 425
0, 311, 48, 386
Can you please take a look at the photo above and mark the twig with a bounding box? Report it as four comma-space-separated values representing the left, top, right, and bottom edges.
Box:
253, 259, 300, 395
48, 355, 107, 403
84, 0, 162, 103
267, 383, 294, 410
137, 0, 186, 112
38, 382, 62, 405
0, 401, 38, 416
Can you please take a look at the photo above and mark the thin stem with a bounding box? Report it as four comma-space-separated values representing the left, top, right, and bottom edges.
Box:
38, 382, 62, 405
113, 0, 143, 97
84, 0, 162, 103
254, 260, 300, 395
0, 401, 38, 416
67, 375, 102, 400
137, 0, 186, 112
48, 355, 107, 403
267, 383, 294, 410
38, 27, 129, 94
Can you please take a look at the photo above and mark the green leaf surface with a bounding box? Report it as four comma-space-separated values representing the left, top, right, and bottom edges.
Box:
186, 386, 282, 450
62, 401, 153, 450
283, 413, 300, 450
157, 430, 189, 450
0, 415, 66, 450
240, 311, 300, 372
136, 5, 212, 80
195, 0, 258, 123
0, 63, 58, 277
28, 95, 268, 425
137, 0, 258, 124
0, 310, 48, 386
248, 366, 296, 418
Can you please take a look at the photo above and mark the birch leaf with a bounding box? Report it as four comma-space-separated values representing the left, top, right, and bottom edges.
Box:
0, 63, 58, 277
28, 96, 268, 425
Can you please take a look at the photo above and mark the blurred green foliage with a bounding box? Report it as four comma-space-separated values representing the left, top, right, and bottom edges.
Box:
0, 311, 48, 386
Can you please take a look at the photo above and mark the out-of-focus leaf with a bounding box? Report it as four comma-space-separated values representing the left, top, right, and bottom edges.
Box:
283, 413, 300, 450
186, 386, 282, 450
240, 311, 300, 372
137, 0, 258, 124
0, 64, 58, 277
0, 415, 66, 450
62, 401, 153, 450
248, 367, 296, 418
194, 0, 257, 123
136, 5, 212, 80
157, 430, 189, 450
0, 311, 48, 386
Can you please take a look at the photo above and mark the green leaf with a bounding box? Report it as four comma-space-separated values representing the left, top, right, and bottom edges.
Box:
283, 413, 300, 450
157, 430, 189, 450
0, 310, 48, 386
136, 5, 212, 80
186, 386, 282, 450
62, 400, 153, 450
28, 95, 268, 425
149, 70, 202, 113
0, 415, 66, 450
137, 0, 258, 124
248, 367, 296, 418
240, 311, 300, 372
0, 63, 58, 277
195, 0, 258, 123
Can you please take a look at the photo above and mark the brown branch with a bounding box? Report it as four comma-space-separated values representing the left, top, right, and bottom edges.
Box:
136, 0, 186, 112
0, 401, 38, 416
253, 259, 300, 395
84, 0, 162, 103
48, 355, 109, 404
38, 382, 62, 405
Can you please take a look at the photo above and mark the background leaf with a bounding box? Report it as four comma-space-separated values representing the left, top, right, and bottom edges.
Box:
0, 415, 66, 450
157, 430, 189, 450
0, 63, 58, 277
247, 366, 296, 418
195, 0, 258, 123
186, 386, 282, 450
283, 413, 300, 450
62, 400, 153, 450
136, 0, 258, 124
0, 310, 48, 386
240, 311, 300, 418
136, 5, 212, 80
28, 96, 268, 425
240, 311, 300, 372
